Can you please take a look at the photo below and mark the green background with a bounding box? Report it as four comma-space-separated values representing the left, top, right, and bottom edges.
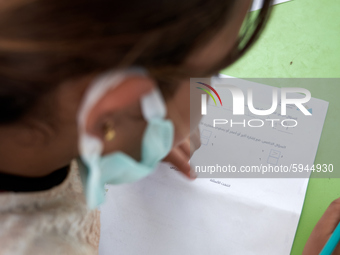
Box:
222, 0, 340, 254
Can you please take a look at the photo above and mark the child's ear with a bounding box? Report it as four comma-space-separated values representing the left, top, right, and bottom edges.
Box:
84, 75, 155, 141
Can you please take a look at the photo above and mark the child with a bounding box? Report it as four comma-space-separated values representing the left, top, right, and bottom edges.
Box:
0, 0, 334, 254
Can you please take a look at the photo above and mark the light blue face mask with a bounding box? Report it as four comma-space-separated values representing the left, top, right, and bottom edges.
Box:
77, 69, 174, 209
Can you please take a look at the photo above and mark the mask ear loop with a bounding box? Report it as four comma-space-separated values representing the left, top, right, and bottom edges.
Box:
77, 68, 147, 208
140, 88, 167, 121
77, 68, 147, 157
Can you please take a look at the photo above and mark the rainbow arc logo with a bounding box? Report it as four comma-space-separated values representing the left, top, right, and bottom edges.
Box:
196, 82, 223, 106
196, 82, 222, 115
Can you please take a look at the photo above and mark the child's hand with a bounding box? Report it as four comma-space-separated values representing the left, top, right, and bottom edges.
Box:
303, 198, 340, 255
163, 128, 201, 179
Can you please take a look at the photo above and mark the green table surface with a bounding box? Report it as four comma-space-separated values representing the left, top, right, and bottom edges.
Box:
222, 0, 340, 254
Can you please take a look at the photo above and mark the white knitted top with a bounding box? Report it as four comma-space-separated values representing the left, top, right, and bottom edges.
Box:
0, 161, 100, 255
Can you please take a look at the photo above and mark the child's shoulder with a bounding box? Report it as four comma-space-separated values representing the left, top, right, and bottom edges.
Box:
0, 161, 100, 255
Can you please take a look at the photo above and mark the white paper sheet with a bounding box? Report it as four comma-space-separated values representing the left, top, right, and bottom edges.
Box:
250, 0, 291, 12
99, 78, 329, 255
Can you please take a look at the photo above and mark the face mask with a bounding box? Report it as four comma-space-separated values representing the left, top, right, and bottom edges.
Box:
77, 69, 174, 209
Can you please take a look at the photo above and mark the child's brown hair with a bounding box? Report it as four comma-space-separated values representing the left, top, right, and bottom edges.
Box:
0, 0, 272, 124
